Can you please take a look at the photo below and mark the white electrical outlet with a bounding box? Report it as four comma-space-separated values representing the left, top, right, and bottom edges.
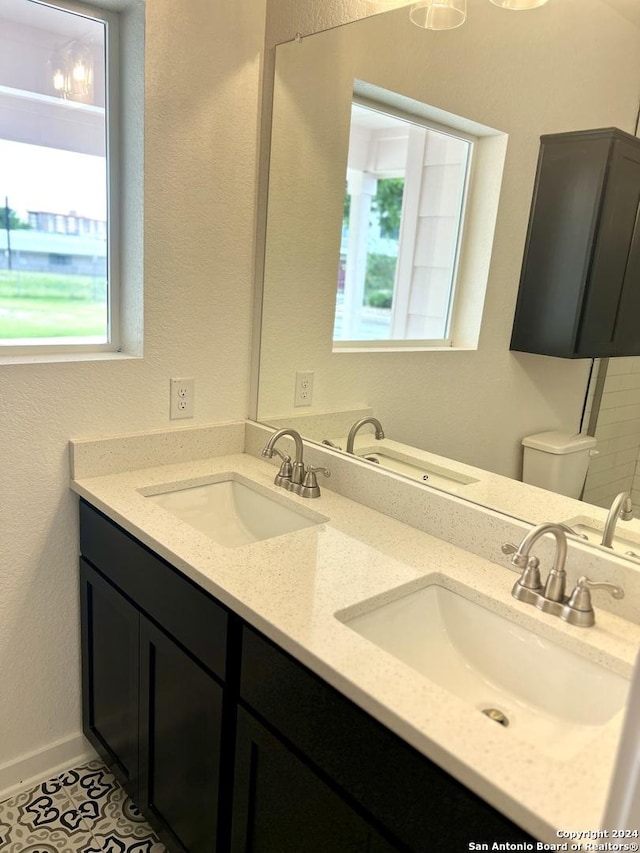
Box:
170, 377, 195, 419
294, 371, 314, 407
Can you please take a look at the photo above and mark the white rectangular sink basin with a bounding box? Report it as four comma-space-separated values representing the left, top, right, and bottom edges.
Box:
142, 475, 327, 548
563, 515, 640, 557
356, 446, 478, 492
338, 582, 629, 759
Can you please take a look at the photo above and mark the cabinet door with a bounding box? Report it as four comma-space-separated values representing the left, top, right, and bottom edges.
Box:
231, 708, 400, 853
139, 616, 224, 853
80, 559, 139, 802
578, 138, 640, 356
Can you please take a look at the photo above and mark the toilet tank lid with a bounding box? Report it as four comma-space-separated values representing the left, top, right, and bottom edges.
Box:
521, 431, 597, 454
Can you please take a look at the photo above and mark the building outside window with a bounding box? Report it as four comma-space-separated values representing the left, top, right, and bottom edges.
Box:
0, 0, 117, 350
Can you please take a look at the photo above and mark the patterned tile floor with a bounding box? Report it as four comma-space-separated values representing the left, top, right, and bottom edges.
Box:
0, 759, 167, 852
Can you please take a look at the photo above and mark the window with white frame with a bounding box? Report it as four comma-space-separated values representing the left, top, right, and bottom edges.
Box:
0, 0, 118, 350
334, 100, 473, 348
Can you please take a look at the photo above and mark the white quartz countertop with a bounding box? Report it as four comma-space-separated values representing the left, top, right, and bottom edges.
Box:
70, 451, 640, 843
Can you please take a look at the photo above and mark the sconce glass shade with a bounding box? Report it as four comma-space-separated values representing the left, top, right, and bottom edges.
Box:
69, 43, 93, 96
49, 39, 93, 101
488, 0, 549, 8
410, 0, 467, 30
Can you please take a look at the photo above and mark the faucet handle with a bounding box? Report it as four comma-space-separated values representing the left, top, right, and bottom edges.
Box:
298, 466, 330, 499
304, 466, 331, 484
271, 450, 293, 488
504, 540, 544, 605
562, 575, 625, 627
502, 542, 530, 569
512, 554, 542, 586
500, 542, 540, 576
568, 576, 624, 605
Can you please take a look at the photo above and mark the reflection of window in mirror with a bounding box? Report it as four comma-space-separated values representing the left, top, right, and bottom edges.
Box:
335, 100, 473, 347
332, 82, 510, 356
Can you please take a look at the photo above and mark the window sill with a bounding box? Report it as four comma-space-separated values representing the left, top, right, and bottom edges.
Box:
0, 350, 142, 366
332, 344, 477, 354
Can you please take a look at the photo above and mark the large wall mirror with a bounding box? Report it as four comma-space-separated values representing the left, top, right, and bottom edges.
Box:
256, 0, 640, 549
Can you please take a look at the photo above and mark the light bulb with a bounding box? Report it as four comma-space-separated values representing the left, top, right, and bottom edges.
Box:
52, 69, 65, 92
72, 60, 87, 83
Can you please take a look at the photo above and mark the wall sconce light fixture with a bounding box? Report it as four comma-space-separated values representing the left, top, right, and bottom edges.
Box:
50, 39, 94, 101
410, 0, 549, 30
409, 0, 466, 29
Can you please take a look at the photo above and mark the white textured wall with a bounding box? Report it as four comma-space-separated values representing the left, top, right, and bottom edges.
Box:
266, 0, 406, 45
0, 0, 264, 778
258, 0, 640, 479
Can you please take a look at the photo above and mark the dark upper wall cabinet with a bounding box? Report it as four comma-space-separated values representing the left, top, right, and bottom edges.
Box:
510, 128, 640, 359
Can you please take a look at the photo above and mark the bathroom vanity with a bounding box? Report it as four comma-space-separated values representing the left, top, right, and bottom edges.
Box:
79, 501, 529, 852
70, 424, 640, 851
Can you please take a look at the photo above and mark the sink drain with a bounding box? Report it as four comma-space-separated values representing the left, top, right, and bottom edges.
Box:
481, 708, 509, 727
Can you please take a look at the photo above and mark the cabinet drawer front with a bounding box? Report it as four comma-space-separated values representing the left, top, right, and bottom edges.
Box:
80, 500, 227, 679
240, 626, 532, 851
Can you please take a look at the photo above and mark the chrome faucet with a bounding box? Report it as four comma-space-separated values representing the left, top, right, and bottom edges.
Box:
504, 521, 624, 627
261, 428, 330, 498
261, 428, 306, 487
346, 417, 385, 454
601, 491, 634, 548
510, 522, 568, 606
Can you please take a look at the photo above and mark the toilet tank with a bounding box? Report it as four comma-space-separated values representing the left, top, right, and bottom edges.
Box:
521, 431, 597, 498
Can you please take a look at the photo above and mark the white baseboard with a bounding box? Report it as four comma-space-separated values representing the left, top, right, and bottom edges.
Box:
0, 733, 97, 802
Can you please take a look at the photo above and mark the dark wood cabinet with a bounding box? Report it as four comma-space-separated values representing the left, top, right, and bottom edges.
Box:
138, 617, 224, 853
79, 502, 230, 852
510, 127, 640, 358
80, 558, 139, 801
238, 625, 533, 853
231, 707, 398, 852
79, 499, 535, 853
